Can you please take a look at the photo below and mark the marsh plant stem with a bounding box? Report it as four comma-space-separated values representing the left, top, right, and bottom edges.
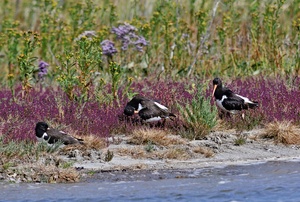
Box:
188, 0, 221, 76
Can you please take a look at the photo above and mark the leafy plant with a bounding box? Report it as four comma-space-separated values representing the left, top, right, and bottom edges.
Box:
144, 140, 155, 153
177, 84, 217, 140
17, 31, 40, 95
104, 150, 114, 162
234, 135, 247, 146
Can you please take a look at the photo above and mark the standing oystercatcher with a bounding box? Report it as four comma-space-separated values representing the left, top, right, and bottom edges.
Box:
35, 122, 83, 146
124, 95, 176, 122
212, 78, 258, 117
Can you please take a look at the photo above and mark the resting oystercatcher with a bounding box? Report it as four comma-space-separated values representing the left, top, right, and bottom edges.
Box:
124, 95, 176, 122
35, 122, 83, 146
212, 78, 258, 117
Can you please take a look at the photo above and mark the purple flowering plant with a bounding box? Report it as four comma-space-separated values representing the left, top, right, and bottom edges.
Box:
100, 23, 148, 100
206, 77, 300, 129
111, 23, 148, 52
38, 60, 49, 80
100, 40, 118, 58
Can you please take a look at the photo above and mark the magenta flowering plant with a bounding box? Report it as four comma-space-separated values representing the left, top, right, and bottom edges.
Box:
0, 79, 192, 142
209, 76, 300, 128
1, 76, 300, 143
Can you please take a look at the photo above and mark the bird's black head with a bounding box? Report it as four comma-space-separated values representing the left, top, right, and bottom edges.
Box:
124, 95, 146, 116
35, 122, 49, 137
212, 77, 223, 97
124, 105, 135, 116
213, 77, 222, 86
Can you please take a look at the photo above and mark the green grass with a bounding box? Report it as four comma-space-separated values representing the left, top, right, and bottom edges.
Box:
177, 84, 218, 140
0, 135, 61, 163
0, 0, 298, 100
234, 135, 247, 146
0, 136, 81, 183
104, 149, 114, 162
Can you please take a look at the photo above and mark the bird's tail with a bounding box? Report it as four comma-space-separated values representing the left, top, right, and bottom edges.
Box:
169, 113, 176, 117
168, 113, 176, 121
248, 101, 259, 109
76, 138, 84, 144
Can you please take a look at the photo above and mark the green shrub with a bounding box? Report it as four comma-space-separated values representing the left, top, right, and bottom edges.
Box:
177, 84, 217, 140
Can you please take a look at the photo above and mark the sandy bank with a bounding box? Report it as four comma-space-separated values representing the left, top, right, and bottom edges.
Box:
2, 128, 300, 183
72, 129, 300, 172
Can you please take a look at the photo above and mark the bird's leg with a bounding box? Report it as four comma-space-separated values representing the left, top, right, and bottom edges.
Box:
219, 111, 231, 119
161, 119, 166, 128
154, 122, 160, 127
241, 112, 245, 120
218, 111, 225, 119
139, 118, 145, 125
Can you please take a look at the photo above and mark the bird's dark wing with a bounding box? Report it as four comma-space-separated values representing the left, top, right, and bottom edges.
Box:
222, 96, 246, 111
125, 98, 140, 110
46, 129, 82, 145
139, 100, 174, 120
223, 87, 235, 96
138, 107, 163, 120
138, 108, 152, 120
127, 96, 150, 108
142, 100, 168, 112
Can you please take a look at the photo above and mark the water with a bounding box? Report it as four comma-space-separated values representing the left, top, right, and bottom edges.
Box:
1, 160, 300, 202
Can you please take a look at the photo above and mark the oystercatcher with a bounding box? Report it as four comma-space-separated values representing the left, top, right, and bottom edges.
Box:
35, 122, 83, 146
124, 95, 176, 122
212, 78, 258, 117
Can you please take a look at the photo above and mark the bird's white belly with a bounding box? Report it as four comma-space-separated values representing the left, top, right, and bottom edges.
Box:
216, 99, 228, 112
138, 103, 144, 111
216, 96, 240, 114
36, 132, 64, 147
36, 132, 48, 142
145, 117, 162, 122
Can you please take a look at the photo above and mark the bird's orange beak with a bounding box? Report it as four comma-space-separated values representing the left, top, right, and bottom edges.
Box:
212, 84, 217, 97
134, 110, 139, 114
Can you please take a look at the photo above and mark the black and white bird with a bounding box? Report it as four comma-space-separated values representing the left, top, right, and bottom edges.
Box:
124, 95, 176, 122
35, 122, 83, 146
212, 78, 258, 117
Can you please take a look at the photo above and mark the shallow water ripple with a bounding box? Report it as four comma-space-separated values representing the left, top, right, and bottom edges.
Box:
1, 161, 300, 202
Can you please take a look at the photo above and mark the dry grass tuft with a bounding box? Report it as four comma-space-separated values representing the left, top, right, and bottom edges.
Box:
4, 164, 80, 183
0, 153, 80, 183
213, 119, 229, 131
115, 147, 147, 159
33, 165, 80, 183
192, 146, 215, 158
61, 135, 107, 153
263, 121, 300, 145
128, 128, 186, 147
160, 147, 192, 160
115, 146, 192, 160
81, 135, 107, 150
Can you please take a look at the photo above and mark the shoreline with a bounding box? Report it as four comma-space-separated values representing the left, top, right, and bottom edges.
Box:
80, 157, 300, 183
76, 128, 300, 182
2, 128, 300, 183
